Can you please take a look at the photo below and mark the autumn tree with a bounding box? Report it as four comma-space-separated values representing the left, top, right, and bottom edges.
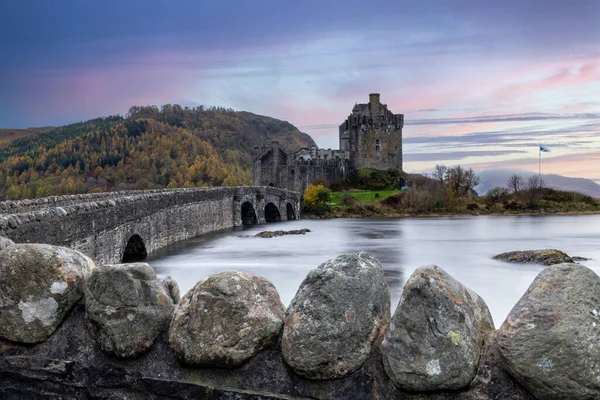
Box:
303, 183, 331, 215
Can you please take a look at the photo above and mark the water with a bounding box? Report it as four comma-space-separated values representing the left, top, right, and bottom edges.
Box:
148, 215, 600, 327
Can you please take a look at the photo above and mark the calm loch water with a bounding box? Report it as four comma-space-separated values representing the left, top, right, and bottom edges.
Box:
148, 215, 600, 326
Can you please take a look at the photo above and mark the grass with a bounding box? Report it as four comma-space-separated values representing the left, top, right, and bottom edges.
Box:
330, 190, 401, 204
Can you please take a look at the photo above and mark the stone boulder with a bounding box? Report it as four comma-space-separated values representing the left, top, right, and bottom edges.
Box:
0, 244, 95, 343
0, 235, 15, 251
382, 265, 495, 391
85, 263, 176, 358
162, 275, 181, 303
493, 249, 573, 265
497, 263, 600, 399
169, 271, 285, 367
282, 252, 390, 380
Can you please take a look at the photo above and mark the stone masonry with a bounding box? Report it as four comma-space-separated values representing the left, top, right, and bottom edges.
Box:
254, 93, 404, 193
0, 186, 301, 265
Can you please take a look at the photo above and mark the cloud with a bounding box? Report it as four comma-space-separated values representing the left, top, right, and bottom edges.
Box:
404, 150, 526, 162
406, 112, 600, 126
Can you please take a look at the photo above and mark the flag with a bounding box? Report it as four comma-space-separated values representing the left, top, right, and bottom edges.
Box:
539, 145, 550, 152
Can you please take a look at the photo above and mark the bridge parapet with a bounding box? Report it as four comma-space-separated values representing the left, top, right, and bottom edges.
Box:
0, 186, 301, 264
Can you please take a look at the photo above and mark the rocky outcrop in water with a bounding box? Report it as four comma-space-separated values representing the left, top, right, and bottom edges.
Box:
0, 244, 95, 343
85, 262, 176, 358
493, 249, 574, 265
255, 228, 311, 238
497, 263, 600, 399
169, 271, 285, 368
382, 265, 495, 391
282, 252, 390, 379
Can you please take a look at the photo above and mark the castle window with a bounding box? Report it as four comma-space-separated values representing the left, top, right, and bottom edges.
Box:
375, 139, 380, 153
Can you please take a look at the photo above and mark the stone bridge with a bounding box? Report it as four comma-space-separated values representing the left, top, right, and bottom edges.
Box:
0, 186, 301, 265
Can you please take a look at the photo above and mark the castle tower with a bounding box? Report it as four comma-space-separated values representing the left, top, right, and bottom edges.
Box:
369, 93, 380, 118
338, 93, 403, 171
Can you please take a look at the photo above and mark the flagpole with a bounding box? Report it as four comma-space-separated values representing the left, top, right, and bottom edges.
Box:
539, 147, 541, 176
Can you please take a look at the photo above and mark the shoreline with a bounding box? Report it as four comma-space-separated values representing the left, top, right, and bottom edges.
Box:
303, 209, 600, 219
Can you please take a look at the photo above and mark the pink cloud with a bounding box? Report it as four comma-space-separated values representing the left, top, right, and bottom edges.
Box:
492, 61, 599, 102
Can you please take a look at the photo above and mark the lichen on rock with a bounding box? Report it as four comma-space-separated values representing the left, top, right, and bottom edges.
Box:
169, 271, 285, 368
282, 252, 390, 380
0, 243, 95, 343
497, 263, 600, 399
85, 262, 176, 358
381, 265, 495, 391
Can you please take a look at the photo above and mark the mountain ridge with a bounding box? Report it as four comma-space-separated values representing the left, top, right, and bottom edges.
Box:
476, 168, 600, 199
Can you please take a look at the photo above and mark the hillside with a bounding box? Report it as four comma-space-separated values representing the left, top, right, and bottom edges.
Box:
0, 127, 54, 145
476, 169, 600, 199
0, 105, 315, 199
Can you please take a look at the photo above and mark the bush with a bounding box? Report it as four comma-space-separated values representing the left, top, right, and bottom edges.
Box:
504, 201, 521, 210
303, 184, 332, 215
485, 187, 510, 208
330, 168, 404, 191
340, 193, 357, 206
466, 203, 479, 211
380, 193, 404, 207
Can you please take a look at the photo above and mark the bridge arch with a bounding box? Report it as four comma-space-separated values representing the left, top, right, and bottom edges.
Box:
241, 201, 258, 225
264, 202, 281, 222
286, 203, 296, 220
122, 234, 148, 263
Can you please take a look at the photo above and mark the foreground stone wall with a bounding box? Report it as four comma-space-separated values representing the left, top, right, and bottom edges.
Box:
2, 242, 598, 399
0, 187, 301, 264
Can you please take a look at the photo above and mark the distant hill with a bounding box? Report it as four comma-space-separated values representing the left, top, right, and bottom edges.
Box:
0, 127, 54, 145
476, 169, 600, 199
0, 105, 315, 199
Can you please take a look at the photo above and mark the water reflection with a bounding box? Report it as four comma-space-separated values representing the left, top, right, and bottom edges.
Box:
148, 215, 600, 326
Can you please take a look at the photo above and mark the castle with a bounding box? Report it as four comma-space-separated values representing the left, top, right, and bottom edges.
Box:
254, 93, 404, 192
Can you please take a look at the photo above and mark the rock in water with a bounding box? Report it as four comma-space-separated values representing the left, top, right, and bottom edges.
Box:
282, 252, 390, 379
493, 249, 573, 265
85, 263, 176, 358
497, 263, 600, 399
255, 228, 310, 238
381, 265, 495, 391
0, 244, 95, 343
169, 271, 284, 367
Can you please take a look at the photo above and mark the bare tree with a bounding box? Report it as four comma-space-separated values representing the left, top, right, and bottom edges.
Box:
432, 164, 447, 187
527, 175, 546, 191
446, 166, 480, 196
525, 175, 546, 205
462, 168, 480, 196
506, 174, 524, 194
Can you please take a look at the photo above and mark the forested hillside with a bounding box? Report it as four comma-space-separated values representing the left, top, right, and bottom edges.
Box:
0, 105, 315, 199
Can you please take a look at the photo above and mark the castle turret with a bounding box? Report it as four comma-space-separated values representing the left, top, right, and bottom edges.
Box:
369, 93, 380, 117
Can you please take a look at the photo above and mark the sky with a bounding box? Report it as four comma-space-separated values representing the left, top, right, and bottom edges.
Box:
1, 0, 599, 182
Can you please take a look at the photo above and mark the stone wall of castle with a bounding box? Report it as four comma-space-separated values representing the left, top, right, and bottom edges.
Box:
339, 93, 404, 171
254, 93, 403, 193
